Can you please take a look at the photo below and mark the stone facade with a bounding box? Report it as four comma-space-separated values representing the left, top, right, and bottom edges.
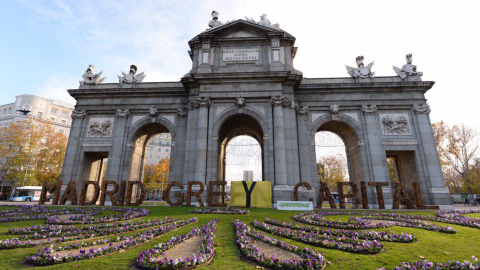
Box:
61, 19, 451, 208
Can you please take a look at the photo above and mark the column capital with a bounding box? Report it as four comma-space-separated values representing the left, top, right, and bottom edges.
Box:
189, 96, 210, 109
412, 103, 431, 114
362, 104, 377, 114
116, 109, 130, 118
71, 110, 87, 119
270, 96, 285, 107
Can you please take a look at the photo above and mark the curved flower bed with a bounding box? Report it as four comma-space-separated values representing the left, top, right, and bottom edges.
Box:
263, 218, 416, 243
379, 256, 479, 269
46, 207, 150, 225
0, 206, 101, 223
234, 220, 328, 270
190, 208, 249, 215
135, 219, 219, 269
294, 212, 391, 230
251, 220, 384, 254
362, 215, 457, 234
294, 212, 457, 233
0, 217, 179, 250
23, 218, 198, 265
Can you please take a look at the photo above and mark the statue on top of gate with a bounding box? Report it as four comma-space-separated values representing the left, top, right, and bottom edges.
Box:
393, 53, 423, 80
118, 65, 146, 84
208, 10, 223, 28
80, 65, 105, 86
346, 56, 375, 79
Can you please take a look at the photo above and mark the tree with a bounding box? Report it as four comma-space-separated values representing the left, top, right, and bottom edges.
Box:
143, 157, 170, 191
432, 122, 479, 201
0, 116, 67, 186
317, 155, 347, 190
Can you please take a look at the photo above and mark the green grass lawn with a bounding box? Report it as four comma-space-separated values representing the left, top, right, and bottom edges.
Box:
0, 206, 479, 269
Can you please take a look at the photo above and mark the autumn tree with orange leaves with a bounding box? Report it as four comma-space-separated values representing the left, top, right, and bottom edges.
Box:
0, 116, 67, 186
317, 155, 348, 190
143, 157, 170, 191
432, 121, 479, 201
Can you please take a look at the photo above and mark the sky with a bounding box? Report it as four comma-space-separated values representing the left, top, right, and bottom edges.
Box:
1, 0, 479, 130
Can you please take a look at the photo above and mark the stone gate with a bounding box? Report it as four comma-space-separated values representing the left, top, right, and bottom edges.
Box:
60, 13, 451, 208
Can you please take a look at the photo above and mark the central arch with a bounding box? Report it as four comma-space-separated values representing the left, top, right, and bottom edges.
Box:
217, 114, 264, 184
311, 114, 367, 206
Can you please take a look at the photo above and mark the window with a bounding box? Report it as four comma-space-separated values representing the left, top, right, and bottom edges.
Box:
37, 112, 43, 118
51, 108, 58, 115
23, 104, 31, 111
166, 142, 170, 146
61, 111, 68, 118
50, 117, 56, 122
59, 130, 64, 134
158, 148, 161, 152
61, 119, 66, 124
166, 149, 169, 152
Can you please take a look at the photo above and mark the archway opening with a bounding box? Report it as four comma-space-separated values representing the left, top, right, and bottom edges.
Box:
315, 121, 365, 208
130, 123, 172, 203
217, 114, 264, 201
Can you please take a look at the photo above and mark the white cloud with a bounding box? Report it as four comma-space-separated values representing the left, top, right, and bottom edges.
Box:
34, 76, 77, 105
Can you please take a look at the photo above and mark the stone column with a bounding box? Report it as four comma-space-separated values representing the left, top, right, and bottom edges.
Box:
412, 104, 451, 207
361, 105, 391, 208
173, 108, 188, 184
295, 106, 316, 202
105, 109, 130, 185
271, 96, 288, 190
60, 110, 87, 191
193, 97, 210, 185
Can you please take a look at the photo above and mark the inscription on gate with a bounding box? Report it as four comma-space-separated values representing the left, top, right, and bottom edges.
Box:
222, 48, 259, 61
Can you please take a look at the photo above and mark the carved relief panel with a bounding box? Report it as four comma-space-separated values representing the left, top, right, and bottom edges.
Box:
380, 114, 412, 135
87, 118, 114, 137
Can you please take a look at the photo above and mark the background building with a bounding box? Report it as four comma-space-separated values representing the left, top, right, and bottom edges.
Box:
0, 94, 74, 135
144, 133, 171, 165
0, 94, 74, 197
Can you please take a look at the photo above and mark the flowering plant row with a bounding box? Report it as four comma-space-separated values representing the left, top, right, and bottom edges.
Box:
0, 217, 179, 250
135, 219, 219, 269
379, 256, 479, 270
0, 206, 101, 223
294, 212, 391, 230
251, 220, 384, 254
23, 218, 198, 265
7, 217, 180, 241
362, 215, 457, 234
309, 215, 392, 229
46, 207, 150, 224
263, 218, 416, 243
234, 220, 328, 270
189, 208, 249, 215
8, 217, 178, 236
294, 212, 457, 233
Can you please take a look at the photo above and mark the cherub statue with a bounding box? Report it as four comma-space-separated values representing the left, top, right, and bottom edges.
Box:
346, 56, 375, 78
393, 54, 423, 80
118, 65, 146, 84
245, 14, 280, 29
258, 14, 271, 27
208, 10, 223, 28
80, 65, 105, 86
